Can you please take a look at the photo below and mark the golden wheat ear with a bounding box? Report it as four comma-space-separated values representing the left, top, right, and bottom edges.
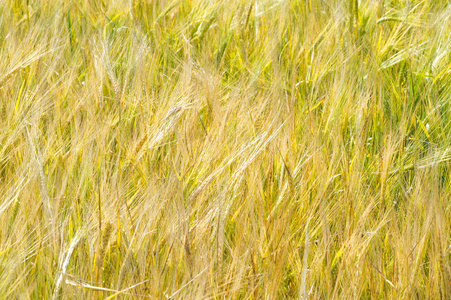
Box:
0, 65, 23, 87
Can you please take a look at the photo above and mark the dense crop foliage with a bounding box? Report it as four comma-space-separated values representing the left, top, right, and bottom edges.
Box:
0, 0, 450, 298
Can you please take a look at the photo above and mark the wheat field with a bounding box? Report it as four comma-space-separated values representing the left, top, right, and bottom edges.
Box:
0, 0, 450, 299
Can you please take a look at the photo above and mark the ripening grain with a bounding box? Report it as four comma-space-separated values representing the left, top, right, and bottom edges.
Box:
0, 0, 450, 299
